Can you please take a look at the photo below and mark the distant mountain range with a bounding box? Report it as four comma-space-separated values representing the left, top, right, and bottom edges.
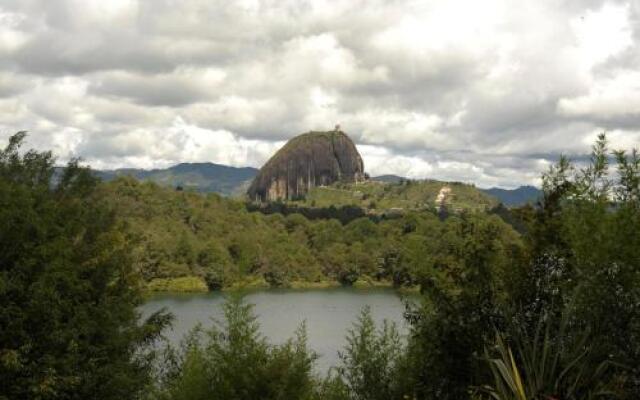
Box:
481, 185, 542, 206
93, 163, 259, 196
370, 174, 406, 183
88, 162, 541, 206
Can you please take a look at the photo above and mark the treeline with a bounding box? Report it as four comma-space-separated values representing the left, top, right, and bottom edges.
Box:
1, 132, 639, 399
97, 175, 521, 290
245, 201, 371, 224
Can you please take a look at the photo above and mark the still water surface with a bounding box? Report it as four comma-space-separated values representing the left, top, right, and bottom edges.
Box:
140, 287, 416, 372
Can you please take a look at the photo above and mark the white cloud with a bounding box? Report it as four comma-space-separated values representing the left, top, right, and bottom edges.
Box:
0, 9, 29, 53
571, 3, 633, 69
558, 70, 640, 118
75, 117, 284, 170
90, 67, 226, 106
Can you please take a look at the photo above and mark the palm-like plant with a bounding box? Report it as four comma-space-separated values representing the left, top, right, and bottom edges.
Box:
476, 311, 621, 400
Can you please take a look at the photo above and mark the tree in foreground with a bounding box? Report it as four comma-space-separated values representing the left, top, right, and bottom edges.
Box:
157, 296, 318, 400
0, 132, 170, 400
319, 306, 413, 400
477, 133, 640, 399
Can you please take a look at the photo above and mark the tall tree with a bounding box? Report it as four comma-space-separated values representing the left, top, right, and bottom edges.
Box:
0, 132, 170, 400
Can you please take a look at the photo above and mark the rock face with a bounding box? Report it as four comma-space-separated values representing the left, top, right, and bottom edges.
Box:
248, 130, 365, 201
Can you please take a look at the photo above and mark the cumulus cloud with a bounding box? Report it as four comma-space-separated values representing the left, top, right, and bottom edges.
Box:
0, 0, 639, 188
558, 70, 640, 118
57, 117, 284, 170
89, 68, 226, 106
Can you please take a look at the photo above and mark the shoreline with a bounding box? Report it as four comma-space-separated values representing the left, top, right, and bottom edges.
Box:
143, 275, 420, 296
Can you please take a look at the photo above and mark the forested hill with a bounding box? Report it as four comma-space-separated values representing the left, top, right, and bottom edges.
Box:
284, 179, 498, 214
92, 163, 259, 196
86, 163, 500, 213
97, 176, 521, 292
371, 174, 541, 207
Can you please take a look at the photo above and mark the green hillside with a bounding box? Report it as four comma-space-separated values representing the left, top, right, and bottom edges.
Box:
287, 179, 499, 213
97, 176, 518, 292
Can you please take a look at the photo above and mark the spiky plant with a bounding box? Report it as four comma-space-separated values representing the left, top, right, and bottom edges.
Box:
476, 311, 622, 400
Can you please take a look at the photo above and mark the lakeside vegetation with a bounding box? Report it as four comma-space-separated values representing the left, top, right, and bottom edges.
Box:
1, 132, 639, 399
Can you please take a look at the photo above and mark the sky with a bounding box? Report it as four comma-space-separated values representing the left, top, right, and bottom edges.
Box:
0, 0, 639, 188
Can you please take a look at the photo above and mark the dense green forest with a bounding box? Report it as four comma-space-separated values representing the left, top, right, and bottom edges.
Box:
97, 173, 516, 291
1, 132, 639, 399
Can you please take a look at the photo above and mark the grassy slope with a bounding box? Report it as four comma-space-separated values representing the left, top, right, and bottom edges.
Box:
288, 180, 498, 213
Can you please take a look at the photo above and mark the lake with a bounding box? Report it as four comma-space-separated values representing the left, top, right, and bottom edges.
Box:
140, 287, 417, 373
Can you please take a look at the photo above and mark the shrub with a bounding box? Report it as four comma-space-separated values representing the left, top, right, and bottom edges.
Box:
157, 296, 317, 400
321, 307, 412, 400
